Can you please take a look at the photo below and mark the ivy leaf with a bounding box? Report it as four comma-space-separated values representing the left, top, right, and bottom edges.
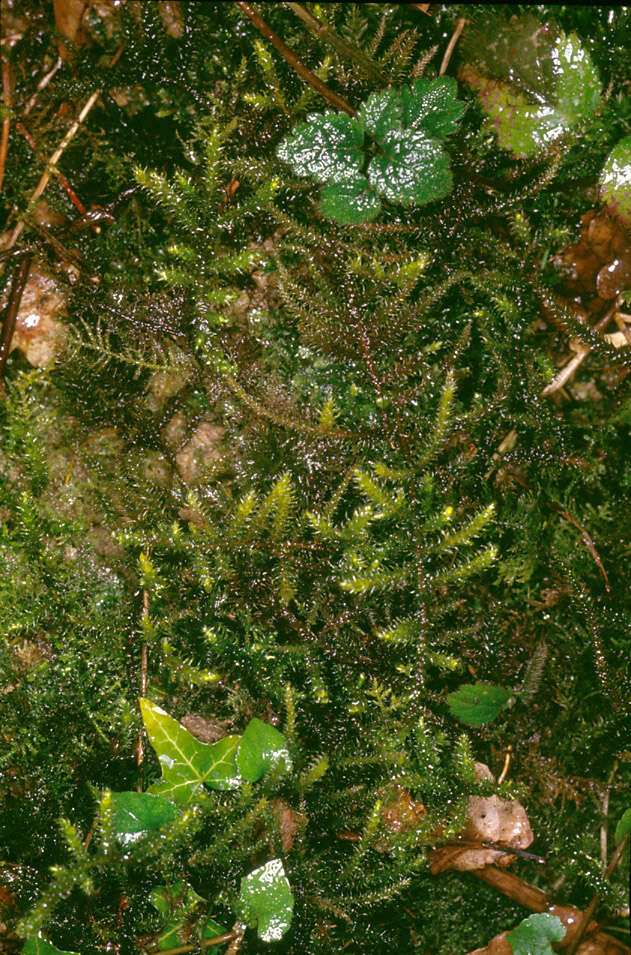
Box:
368, 126, 452, 206
614, 807, 631, 845
460, 15, 600, 158
237, 718, 292, 783
447, 683, 511, 726
110, 790, 179, 846
400, 76, 466, 140
357, 89, 401, 140
140, 698, 240, 804
319, 178, 382, 224
600, 136, 631, 228
22, 935, 78, 955
239, 859, 294, 942
150, 882, 226, 951
277, 112, 364, 185
507, 913, 566, 954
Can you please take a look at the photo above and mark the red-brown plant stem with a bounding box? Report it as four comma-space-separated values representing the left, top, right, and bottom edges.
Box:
147, 926, 242, 955
17, 121, 87, 215
0, 251, 32, 392
235, 2, 356, 116
0, 57, 11, 192
284, 2, 385, 82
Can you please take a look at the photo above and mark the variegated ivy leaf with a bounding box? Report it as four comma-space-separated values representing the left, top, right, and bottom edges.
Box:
276, 112, 364, 185
368, 127, 452, 206
237, 718, 292, 782
110, 790, 179, 846
239, 859, 294, 942
140, 698, 240, 804
22, 935, 78, 955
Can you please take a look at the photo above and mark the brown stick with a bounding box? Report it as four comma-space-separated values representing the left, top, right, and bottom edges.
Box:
6, 88, 101, 250
0, 56, 11, 192
147, 928, 241, 955
17, 120, 87, 215
285, 2, 385, 82
0, 251, 32, 391
439, 17, 466, 75
235, 2, 355, 116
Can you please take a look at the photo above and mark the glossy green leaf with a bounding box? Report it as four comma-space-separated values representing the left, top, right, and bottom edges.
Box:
150, 882, 226, 951
319, 179, 381, 224
400, 76, 466, 140
460, 16, 600, 158
368, 127, 452, 206
358, 89, 401, 140
110, 790, 179, 845
600, 136, 631, 227
237, 718, 292, 782
140, 698, 240, 803
239, 858, 294, 942
22, 935, 78, 955
277, 112, 363, 185
447, 682, 511, 726
507, 913, 566, 954
614, 807, 631, 845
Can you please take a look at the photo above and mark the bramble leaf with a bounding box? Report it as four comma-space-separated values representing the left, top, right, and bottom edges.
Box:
239, 859, 294, 942
358, 89, 401, 140
319, 179, 381, 224
276, 112, 363, 184
368, 127, 452, 206
460, 15, 600, 157
110, 790, 179, 846
237, 718, 292, 782
400, 76, 466, 140
600, 136, 631, 227
447, 683, 511, 726
140, 698, 240, 803
507, 912, 566, 954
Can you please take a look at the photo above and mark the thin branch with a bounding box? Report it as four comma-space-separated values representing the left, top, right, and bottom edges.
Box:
439, 17, 466, 75
146, 927, 241, 955
542, 298, 620, 397
0, 54, 11, 192
285, 2, 385, 82
235, 2, 355, 116
6, 88, 101, 250
136, 585, 150, 791
17, 120, 87, 215
0, 251, 32, 392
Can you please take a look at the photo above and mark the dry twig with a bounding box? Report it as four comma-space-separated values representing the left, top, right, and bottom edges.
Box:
235, 2, 355, 116
439, 17, 466, 75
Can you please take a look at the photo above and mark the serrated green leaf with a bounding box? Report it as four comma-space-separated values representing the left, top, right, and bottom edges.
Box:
110, 790, 179, 846
22, 935, 78, 955
460, 17, 600, 158
447, 683, 511, 726
277, 112, 363, 184
140, 698, 240, 803
600, 136, 631, 227
507, 913, 566, 954
368, 127, 452, 206
240, 859, 294, 942
400, 76, 465, 139
614, 807, 631, 845
319, 178, 382, 224
237, 718, 292, 783
358, 89, 401, 140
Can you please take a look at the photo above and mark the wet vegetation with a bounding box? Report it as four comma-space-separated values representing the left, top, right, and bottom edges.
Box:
1, 3, 631, 953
